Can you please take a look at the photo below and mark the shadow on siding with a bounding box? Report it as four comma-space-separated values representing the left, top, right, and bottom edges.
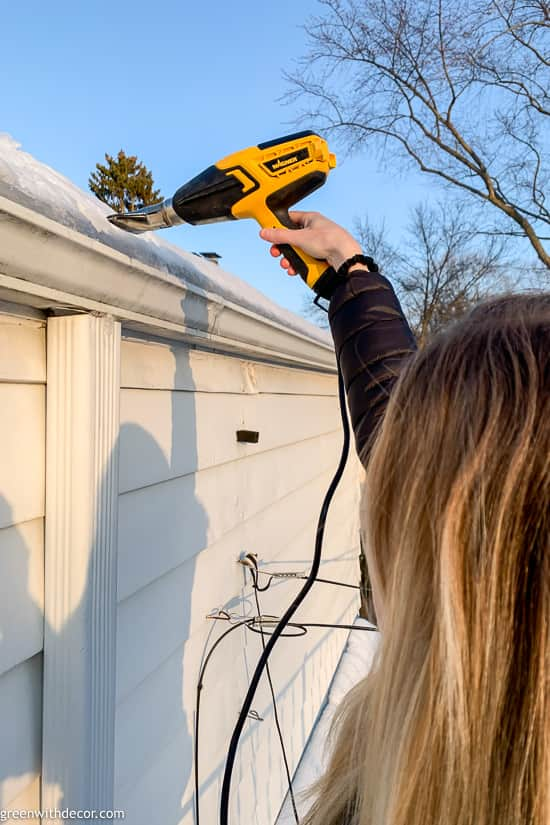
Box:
0, 497, 43, 810
114, 424, 204, 824
115, 290, 211, 824
0, 289, 210, 823
0, 295, 355, 825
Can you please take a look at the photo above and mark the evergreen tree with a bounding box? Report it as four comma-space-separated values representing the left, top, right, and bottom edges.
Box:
88, 150, 162, 213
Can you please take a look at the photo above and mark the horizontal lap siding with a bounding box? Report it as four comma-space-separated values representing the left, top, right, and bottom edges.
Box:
117, 432, 345, 601
120, 339, 337, 396
0, 314, 46, 811
116, 478, 360, 703
115, 337, 362, 824
0, 657, 42, 809
118, 390, 340, 494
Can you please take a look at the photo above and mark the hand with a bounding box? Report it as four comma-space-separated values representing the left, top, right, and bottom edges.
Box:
259, 211, 362, 275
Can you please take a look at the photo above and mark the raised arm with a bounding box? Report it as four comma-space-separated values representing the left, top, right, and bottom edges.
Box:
328, 267, 416, 463
260, 212, 417, 464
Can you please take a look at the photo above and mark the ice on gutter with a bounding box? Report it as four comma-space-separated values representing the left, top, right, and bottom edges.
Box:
276, 618, 379, 824
0, 133, 331, 348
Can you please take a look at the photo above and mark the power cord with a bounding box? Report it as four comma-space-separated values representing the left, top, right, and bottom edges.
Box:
194, 612, 377, 824
219, 365, 351, 825
251, 573, 300, 823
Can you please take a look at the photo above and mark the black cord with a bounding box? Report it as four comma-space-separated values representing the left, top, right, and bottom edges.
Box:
246, 620, 377, 636
252, 578, 300, 823
313, 576, 360, 590
220, 365, 351, 825
195, 614, 377, 822
253, 574, 272, 593
297, 621, 376, 631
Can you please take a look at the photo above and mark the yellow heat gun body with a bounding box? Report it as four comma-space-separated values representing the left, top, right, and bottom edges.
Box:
108, 131, 339, 299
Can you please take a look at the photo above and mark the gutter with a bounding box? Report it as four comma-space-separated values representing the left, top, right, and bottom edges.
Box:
0, 195, 336, 371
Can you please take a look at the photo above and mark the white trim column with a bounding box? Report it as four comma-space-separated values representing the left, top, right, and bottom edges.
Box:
42, 314, 120, 816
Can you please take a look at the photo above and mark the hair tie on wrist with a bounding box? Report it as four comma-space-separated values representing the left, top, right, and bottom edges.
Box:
313, 253, 380, 303
336, 254, 379, 279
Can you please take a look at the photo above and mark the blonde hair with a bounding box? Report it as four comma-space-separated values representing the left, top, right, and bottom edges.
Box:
304, 293, 550, 825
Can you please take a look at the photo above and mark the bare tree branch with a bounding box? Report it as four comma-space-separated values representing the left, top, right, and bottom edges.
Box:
287, 0, 550, 268
355, 201, 516, 345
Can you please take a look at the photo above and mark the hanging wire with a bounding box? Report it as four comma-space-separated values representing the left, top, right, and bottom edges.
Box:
194, 617, 252, 825
219, 366, 351, 825
246, 619, 377, 636
251, 571, 300, 824
206, 611, 377, 635
253, 567, 361, 592
196, 365, 374, 824
195, 607, 378, 822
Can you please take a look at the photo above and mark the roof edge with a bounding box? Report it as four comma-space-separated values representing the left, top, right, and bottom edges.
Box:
0, 195, 336, 371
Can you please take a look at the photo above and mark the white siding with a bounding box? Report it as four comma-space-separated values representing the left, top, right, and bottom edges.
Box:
1, 159, 353, 825
0, 312, 46, 811
114, 336, 362, 825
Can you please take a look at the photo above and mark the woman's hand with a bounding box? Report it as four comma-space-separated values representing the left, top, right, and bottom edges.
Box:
259, 211, 362, 275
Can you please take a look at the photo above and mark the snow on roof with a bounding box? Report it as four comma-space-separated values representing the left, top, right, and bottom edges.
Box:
0, 134, 331, 347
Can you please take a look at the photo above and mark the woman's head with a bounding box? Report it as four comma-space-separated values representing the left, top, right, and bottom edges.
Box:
366, 291, 549, 625
306, 292, 549, 825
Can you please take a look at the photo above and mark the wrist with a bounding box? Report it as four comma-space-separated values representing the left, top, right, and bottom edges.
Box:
328, 241, 362, 270
314, 252, 379, 300
347, 263, 371, 275
335, 253, 379, 280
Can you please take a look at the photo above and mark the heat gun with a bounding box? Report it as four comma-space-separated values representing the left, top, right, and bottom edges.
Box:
107, 131, 339, 299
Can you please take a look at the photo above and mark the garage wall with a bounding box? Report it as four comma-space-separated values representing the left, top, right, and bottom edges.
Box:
114, 336, 362, 825
0, 310, 46, 813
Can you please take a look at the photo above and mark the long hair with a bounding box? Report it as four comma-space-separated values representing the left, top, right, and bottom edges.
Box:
304, 293, 550, 825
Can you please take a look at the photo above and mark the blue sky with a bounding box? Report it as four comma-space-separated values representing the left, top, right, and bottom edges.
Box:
1, 0, 433, 317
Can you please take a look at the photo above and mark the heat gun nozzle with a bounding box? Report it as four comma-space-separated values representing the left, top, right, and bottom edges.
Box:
107, 198, 185, 233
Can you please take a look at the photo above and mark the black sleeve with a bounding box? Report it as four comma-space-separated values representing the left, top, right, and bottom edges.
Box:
328, 269, 417, 466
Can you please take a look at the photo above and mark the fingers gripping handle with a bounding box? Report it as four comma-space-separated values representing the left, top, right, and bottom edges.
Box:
270, 209, 339, 299
277, 243, 327, 287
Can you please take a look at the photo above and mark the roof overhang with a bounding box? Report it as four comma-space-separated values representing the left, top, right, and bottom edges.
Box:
0, 195, 336, 371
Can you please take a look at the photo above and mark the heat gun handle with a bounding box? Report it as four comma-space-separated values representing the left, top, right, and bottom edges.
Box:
278, 243, 329, 286
269, 211, 341, 301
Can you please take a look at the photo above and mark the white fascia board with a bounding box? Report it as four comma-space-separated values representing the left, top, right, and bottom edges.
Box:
0, 196, 336, 371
